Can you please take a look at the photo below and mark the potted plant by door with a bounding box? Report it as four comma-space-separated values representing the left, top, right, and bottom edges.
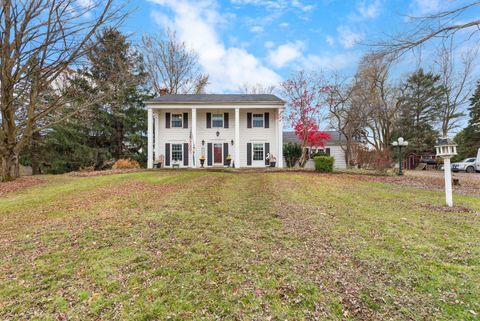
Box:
199, 155, 206, 168
225, 154, 232, 167
269, 154, 277, 167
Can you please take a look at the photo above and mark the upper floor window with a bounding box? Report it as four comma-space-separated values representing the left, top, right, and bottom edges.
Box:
171, 114, 183, 128
252, 113, 264, 128
212, 114, 224, 128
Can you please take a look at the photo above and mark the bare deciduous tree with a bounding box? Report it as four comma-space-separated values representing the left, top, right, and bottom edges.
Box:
238, 83, 276, 94
327, 75, 367, 167
375, 1, 480, 57
0, 0, 124, 181
141, 30, 209, 95
434, 41, 477, 136
353, 54, 401, 151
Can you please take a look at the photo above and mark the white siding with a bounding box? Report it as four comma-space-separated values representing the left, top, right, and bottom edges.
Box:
329, 145, 347, 169
238, 109, 279, 168
155, 109, 192, 168
307, 145, 347, 169
155, 108, 280, 168
285, 145, 347, 170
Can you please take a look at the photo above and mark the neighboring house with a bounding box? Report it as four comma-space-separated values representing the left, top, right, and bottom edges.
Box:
145, 94, 285, 168
283, 131, 348, 169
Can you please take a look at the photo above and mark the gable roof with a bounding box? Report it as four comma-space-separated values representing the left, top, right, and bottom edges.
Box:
283, 131, 347, 146
146, 94, 285, 105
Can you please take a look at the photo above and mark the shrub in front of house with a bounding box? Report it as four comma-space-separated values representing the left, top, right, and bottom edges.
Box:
112, 159, 140, 169
310, 151, 327, 158
314, 156, 334, 173
283, 143, 302, 167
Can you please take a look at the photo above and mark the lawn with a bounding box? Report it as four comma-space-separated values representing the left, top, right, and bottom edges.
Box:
0, 170, 479, 320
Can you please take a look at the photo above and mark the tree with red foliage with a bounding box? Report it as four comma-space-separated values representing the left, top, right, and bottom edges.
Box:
281, 71, 331, 167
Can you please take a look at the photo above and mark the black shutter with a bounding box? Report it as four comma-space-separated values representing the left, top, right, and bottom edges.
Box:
165, 113, 171, 128
326, 148, 331, 156
247, 113, 252, 128
183, 112, 188, 129
265, 143, 270, 165
207, 143, 213, 166
247, 143, 252, 166
206, 113, 212, 128
264, 113, 270, 128
165, 143, 170, 166
224, 112, 229, 128
183, 143, 188, 166
223, 143, 228, 165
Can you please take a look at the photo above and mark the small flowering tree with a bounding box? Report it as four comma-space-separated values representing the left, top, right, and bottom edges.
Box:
281, 71, 331, 167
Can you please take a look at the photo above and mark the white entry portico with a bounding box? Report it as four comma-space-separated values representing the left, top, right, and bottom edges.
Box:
145, 94, 285, 169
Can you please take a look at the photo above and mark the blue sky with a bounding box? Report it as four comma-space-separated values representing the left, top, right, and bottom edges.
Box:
120, 0, 480, 93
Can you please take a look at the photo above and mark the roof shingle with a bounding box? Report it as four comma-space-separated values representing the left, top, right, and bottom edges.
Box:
283, 131, 347, 146
146, 94, 285, 105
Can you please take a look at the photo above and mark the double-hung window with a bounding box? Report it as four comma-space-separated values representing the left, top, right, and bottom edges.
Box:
252, 114, 264, 128
171, 114, 183, 128
212, 113, 224, 128
253, 143, 264, 161
171, 144, 183, 162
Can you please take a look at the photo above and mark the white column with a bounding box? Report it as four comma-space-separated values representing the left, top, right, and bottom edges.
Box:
147, 108, 154, 169
192, 108, 197, 168
444, 158, 453, 207
277, 108, 284, 168
235, 108, 240, 168
154, 111, 160, 163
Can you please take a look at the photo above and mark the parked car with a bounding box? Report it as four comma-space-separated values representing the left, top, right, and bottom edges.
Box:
451, 157, 479, 173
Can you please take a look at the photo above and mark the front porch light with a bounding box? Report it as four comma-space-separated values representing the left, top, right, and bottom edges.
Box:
202, 140, 205, 146
216, 130, 220, 137
231, 139, 234, 146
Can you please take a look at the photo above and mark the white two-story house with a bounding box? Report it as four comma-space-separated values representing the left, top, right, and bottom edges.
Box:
145, 94, 285, 168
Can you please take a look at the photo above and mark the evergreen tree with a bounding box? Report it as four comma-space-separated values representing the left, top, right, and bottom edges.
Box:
455, 80, 480, 158
395, 69, 443, 155
23, 28, 149, 173
86, 27, 148, 161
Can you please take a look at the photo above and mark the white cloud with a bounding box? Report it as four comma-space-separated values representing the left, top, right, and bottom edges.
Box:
279, 22, 289, 28
292, 0, 314, 12
77, 0, 93, 8
325, 35, 334, 46
231, 0, 314, 12
149, 0, 281, 92
337, 25, 364, 48
357, 0, 382, 19
250, 26, 264, 33
268, 41, 304, 68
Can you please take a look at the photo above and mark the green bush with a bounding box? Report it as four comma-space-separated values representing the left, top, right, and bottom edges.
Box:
310, 151, 327, 158
314, 156, 334, 173
283, 143, 302, 167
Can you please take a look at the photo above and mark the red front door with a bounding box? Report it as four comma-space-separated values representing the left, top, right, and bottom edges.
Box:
214, 144, 222, 164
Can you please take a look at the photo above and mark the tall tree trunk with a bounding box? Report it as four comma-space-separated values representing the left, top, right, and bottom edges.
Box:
345, 140, 351, 168
1, 152, 19, 181
115, 119, 123, 160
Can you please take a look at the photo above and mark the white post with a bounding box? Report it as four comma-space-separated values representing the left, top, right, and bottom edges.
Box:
235, 108, 240, 168
154, 111, 160, 163
147, 108, 154, 169
277, 108, 284, 168
444, 157, 453, 207
192, 108, 197, 168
